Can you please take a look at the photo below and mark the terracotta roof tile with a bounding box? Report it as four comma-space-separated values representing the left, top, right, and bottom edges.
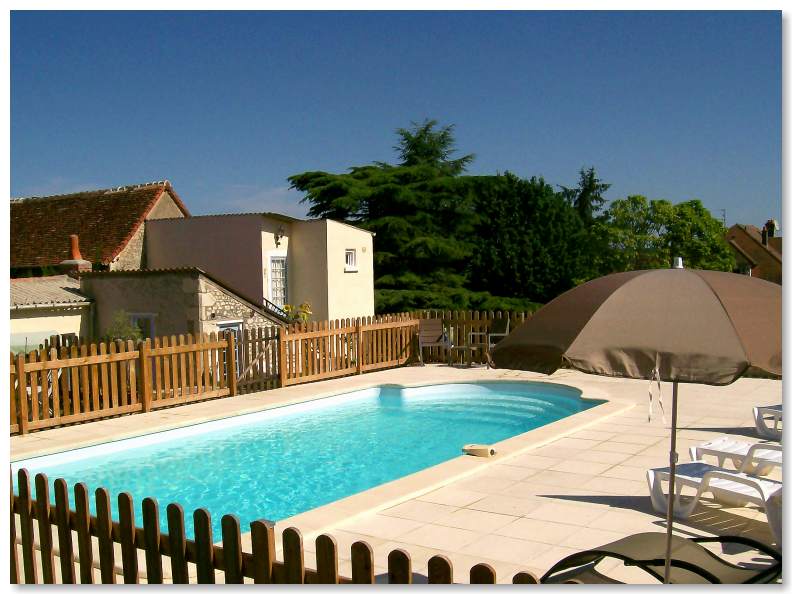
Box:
10, 182, 190, 268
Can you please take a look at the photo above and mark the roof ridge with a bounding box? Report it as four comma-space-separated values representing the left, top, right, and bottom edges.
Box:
11, 180, 172, 202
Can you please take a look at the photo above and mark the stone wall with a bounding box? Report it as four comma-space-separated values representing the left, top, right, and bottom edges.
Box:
81, 271, 200, 338
111, 191, 187, 271
197, 277, 278, 335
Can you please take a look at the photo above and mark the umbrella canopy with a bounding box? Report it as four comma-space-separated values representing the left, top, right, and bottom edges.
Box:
492, 268, 781, 385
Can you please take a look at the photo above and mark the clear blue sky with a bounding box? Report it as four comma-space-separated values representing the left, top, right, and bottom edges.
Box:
11, 10, 780, 226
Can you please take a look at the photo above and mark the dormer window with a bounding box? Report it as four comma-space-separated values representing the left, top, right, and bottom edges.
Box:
345, 249, 357, 272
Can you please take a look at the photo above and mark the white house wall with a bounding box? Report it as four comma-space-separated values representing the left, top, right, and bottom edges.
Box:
10, 307, 91, 353
146, 214, 266, 305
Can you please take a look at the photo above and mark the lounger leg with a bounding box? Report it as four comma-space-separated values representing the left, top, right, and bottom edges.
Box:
647, 470, 700, 519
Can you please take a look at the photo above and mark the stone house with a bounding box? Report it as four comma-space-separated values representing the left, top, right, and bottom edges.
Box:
79, 268, 286, 357
725, 220, 782, 284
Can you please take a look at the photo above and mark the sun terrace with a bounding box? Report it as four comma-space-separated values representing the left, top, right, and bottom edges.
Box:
10, 312, 782, 584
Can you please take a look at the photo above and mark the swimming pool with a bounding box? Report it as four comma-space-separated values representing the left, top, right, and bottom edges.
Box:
13, 381, 601, 539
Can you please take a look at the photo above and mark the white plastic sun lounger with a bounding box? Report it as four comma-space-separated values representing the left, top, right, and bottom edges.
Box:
754, 405, 782, 440
689, 436, 782, 477
646, 462, 782, 548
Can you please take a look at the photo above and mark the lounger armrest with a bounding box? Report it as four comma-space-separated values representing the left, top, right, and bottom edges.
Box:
741, 443, 783, 472
691, 535, 782, 562
701, 470, 776, 502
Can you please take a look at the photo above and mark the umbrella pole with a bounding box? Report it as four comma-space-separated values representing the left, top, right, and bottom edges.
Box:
663, 381, 680, 584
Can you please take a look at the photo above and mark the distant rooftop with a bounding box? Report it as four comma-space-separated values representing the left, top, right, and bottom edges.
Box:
10, 275, 91, 308
11, 181, 190, 269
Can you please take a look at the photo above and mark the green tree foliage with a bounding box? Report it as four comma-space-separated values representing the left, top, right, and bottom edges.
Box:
600, 196, 735, 272
468, 173, 588, 303
290, 121, 538, 311
103, 310, 142, 342
560, 167, 612, 225
392, 119, 475, 175
290, 119, 734, 313
664, 200, 736, 271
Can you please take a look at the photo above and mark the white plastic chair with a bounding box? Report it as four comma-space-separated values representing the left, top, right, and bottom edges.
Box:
689, 436, 782, 477
646, 462, 782, 548
754, 405, 782, 440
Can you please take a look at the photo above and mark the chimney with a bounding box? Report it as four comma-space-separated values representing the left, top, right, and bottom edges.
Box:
766, 219, 777, 238
761, 225, 769, 246
59, 234, 92, 278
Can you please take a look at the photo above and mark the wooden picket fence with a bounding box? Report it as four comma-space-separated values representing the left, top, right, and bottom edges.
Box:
237, 326, 280, 394
11, 310, 535, 433
278, 314, 419, 387
10, 333, 236, 435
11, 469, 541, 584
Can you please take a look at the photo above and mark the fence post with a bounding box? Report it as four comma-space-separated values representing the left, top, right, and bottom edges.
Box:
278, 325, 287, 387
139, 340, 152, 413
226, 332, 238, 396
15, 354, 29, 435
356, 321, 363, 375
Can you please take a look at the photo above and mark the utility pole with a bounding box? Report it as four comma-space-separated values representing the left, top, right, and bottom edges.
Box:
719, 209, 726, 227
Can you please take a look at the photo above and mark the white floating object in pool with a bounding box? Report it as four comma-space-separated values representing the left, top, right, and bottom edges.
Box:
463, 444, 496, 457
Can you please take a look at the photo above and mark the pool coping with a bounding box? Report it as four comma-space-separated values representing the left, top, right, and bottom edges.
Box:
11, 374, 634, 554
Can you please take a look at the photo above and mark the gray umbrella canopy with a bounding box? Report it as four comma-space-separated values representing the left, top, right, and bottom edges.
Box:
492, 268, 781, 385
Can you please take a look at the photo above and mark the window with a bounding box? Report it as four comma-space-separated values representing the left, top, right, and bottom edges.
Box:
270, 256, 288, 307
129, 313, 156, 339
345, 249, 357, 272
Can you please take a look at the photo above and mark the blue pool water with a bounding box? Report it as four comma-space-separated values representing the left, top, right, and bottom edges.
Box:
14, 381, 600, 539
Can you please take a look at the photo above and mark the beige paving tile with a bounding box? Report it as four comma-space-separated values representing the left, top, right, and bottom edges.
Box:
494, 517, 579, 545
523, 545, 580, 577
438, 508, 517, 532
453, 476, 518, 494
417, 486, 486, 507
459, 533, 550, 565
524, 501, 609, 526
592, 441, 647, 454
477, 464, 538, 482
581, 475, 647, 496
587, 510, 666, 534
548, 459, 613, 476
528, 470, 588, 489
500, 481, 558, 499
608, 433, 666, 446
528, 446, 585, 460
380, 499, 457, 524
566, 429, 617, 441
600, 465, 648, 482
340, 514, 425, 540
502, 453, 560, 470
570, 449, 633, 465
550, 437, 603, 450
560, 526, 627, 549
620, 454, 667, 469
398, 523, 482, 552
466, 494, 539, 517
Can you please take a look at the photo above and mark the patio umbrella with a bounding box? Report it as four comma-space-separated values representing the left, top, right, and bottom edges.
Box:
491, 267, 781, 583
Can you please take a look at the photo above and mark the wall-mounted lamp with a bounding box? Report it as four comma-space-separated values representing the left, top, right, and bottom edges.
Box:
274, 225, 285, 248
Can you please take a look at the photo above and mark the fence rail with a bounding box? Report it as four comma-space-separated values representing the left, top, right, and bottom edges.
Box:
279, 314, 418, 387
11, 469, 541, 584
12, 310, 535, 433
10, 333, 236, 435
